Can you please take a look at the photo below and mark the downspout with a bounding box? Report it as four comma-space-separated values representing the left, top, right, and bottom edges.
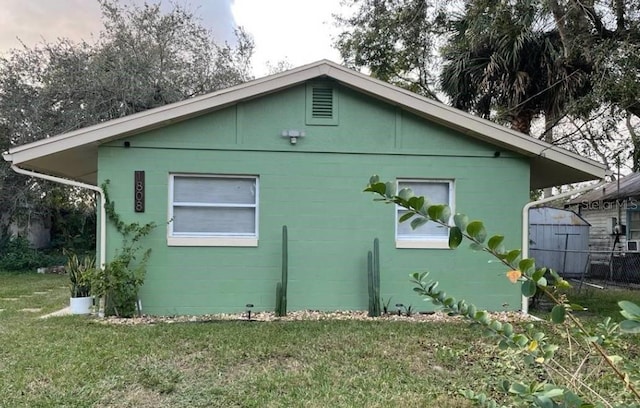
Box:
521, 178, 607, 314
9, 164, 107, 273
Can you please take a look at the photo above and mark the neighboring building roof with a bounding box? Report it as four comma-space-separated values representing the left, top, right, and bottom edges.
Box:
566, 172, 640, 204
2, 60, 608, 188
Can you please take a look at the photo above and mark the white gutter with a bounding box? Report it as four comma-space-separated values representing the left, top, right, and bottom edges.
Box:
521, 178, 608, 314
9, 164, 106, 271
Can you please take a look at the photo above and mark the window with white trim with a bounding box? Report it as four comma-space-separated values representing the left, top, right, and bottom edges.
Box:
396, 179, 454, 249
168, 174, 258, 246
628, 209, 640, 240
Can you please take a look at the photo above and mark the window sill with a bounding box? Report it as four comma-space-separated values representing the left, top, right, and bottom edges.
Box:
396, 239, 450, 249
167, 236, 258, 247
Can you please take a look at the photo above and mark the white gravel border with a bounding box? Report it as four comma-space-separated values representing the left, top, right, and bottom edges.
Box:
97, 310, 536, 325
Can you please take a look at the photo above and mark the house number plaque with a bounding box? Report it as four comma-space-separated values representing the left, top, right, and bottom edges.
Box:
134, 171, 145, 213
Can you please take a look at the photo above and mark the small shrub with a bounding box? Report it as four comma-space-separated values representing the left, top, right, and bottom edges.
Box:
0, 235, 58, 271
89, 180, 155, 317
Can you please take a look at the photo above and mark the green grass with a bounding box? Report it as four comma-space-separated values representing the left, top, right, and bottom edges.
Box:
568, 286, 640, 321
0, 271, 70, 318
1, 272, 640, 407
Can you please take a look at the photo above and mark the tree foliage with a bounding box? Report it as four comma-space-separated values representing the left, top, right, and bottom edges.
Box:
335, 0, 447, 100
440, 0, 592, 135
0, 0, 254, 239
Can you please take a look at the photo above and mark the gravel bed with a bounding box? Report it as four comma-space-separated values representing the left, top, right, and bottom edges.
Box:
99, 310, 536, 325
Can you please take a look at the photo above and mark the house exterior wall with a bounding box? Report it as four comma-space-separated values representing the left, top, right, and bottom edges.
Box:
568, 200, 636, 251
566, 201, 640, 281
575, 207, 622, 252
97, 82, 530, 315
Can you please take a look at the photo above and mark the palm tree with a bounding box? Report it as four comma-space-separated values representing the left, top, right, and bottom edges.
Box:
439, 0, 591, 136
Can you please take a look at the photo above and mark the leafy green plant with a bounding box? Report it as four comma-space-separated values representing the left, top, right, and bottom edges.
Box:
0, 235, 56, 271
90, 180, 155, 317
619, 301, 640, 334
381, 296, 392, 314
65, 250, 94, 297
365, 175, 640, 406
403, 304, 413, 317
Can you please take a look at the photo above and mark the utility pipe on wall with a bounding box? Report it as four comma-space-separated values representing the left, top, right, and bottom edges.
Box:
9, 164, 106, 270
521, 178, 607, 314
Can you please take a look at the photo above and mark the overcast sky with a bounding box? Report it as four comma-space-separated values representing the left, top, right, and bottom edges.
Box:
0, 0, 345, 77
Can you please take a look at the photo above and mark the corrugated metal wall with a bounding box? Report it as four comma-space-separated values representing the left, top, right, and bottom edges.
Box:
529, 207, 590, 278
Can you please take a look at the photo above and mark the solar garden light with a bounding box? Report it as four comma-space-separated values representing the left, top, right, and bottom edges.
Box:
395, 303, 404, 316
246, 303, 254, 320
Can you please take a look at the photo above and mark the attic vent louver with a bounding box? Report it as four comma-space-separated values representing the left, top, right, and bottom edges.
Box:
306, 82, 339, 126
312, 87, 333, 118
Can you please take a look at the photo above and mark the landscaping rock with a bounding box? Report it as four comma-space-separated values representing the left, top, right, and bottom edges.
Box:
98, 310, 535, 325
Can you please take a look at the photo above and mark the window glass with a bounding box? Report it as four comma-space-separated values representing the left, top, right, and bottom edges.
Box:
174, 177, 256, 204
396, 179, 453, 241
629, 211, 640, 240
173, 207, 256, 235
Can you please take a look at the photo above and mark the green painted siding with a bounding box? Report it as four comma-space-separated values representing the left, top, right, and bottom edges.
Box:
98, 82, 529, 315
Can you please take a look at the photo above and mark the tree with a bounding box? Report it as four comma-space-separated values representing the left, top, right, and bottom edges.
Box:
547, 0, 640, 118
439, 0, 591, 135
0, 0, 254, 244
547, 0, 640, 170
266, 59, 294, 75
335, 0, 447, 100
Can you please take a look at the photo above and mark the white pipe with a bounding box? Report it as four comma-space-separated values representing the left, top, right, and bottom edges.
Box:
9, 164, 106, 271
521, 178, 607, 314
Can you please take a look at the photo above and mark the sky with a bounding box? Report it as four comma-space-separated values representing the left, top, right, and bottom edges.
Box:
0, 0, 345, 77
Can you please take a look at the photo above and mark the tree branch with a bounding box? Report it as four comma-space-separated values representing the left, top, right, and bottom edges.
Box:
548, 0, 571, 58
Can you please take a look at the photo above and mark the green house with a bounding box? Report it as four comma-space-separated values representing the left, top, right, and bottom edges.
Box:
3, 61, 606, 315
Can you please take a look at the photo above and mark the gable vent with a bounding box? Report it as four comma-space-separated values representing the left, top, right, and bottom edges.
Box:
312, 87, 334, 119
306, 82, 338, 125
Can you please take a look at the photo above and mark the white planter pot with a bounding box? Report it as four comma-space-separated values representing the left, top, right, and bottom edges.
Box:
70, 296, 93, 315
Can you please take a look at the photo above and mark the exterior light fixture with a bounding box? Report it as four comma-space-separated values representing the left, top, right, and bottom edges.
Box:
245, 303, 254, 320
281, 129, 305, 145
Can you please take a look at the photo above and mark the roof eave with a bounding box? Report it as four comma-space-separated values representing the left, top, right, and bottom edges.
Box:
3, 59, 608, 188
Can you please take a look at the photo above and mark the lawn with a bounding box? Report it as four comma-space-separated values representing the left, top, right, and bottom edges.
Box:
568, 286, 640, 322
1, 272, 640, 407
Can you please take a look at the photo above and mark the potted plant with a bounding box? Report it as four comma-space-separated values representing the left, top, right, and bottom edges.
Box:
66, 251, 95, 314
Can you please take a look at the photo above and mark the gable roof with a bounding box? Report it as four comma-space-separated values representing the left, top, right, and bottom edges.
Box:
566, 172, 640, 204
3, 60, 608, 188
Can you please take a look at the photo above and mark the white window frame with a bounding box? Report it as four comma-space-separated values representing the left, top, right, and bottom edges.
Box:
167, 174, 259, 247
395, 179, 455, 249
628, 209, 640, 241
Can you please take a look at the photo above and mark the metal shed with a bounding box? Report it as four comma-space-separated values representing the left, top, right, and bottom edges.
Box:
529, 207, 590, 278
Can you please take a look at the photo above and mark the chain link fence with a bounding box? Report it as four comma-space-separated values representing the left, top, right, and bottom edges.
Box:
530, 247, 640, 291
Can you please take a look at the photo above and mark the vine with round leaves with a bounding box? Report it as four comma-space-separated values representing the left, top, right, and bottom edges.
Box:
89, 180, 156, 317
365, 175, 640, 407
